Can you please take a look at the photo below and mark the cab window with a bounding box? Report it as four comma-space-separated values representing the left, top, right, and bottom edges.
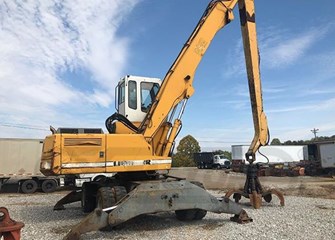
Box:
118, 82, 125, 104
128, 81, 137, 110
141, 82, 159, 112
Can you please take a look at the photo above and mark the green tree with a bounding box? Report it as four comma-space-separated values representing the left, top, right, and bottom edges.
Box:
172, 135, 200, 167
270, 138, 281, 145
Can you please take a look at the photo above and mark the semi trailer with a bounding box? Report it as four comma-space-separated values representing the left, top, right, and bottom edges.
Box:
0, 138, 61, 193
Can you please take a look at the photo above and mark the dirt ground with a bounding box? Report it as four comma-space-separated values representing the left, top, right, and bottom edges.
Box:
169, 167, 335, 199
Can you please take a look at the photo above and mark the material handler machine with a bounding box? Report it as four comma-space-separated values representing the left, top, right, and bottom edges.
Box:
40, 0, 284, 239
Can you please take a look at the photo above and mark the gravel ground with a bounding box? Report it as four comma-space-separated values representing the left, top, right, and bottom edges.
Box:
1, 191, 334, 240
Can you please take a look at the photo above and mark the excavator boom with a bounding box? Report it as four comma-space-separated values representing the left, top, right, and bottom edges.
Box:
139, 0, 268, 159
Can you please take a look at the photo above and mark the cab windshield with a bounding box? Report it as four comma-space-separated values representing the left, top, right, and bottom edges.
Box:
141, 82, 159, 112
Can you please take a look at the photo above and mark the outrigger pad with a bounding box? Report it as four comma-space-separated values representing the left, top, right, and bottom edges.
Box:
230, 209, 253, 224
63, 180, 252, 240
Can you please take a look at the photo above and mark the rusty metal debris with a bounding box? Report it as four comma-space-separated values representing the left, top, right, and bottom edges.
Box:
225, 163, 285, 209
0, 207, 25, 240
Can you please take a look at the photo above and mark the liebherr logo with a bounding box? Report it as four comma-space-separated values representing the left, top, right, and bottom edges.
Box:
143, 160, 151, 165
194, 38, 208, 56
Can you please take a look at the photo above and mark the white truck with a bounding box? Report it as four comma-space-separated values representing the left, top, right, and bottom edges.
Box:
194, 152, 231, 169
0, 138, 62, 193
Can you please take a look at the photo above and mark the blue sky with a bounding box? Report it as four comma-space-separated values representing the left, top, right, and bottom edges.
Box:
1, 0, 335, 151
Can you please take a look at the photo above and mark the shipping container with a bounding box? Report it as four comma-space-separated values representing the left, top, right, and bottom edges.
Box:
231, 145, 308, 164
319, 143, 335, 168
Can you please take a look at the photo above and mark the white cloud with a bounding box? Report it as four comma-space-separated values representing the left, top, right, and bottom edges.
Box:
268, 98, 335, 114
0, 0, 139, 137
261, 28, 325, 68
224, 24, 332, 77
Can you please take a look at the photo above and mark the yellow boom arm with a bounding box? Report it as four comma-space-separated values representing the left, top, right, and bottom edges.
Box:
140, 0, 268, 161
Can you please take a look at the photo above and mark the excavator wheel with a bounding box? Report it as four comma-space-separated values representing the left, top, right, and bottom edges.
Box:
96, 187, 116, 209
96, 186, 127, 231
175, 181, 207, 221
96, 186, 127, 209
175, 209, 198, 221
114, 186, 127, 202
194, 209, 207, 220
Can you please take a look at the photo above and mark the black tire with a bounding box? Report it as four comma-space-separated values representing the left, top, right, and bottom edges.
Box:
175, 181, 207, 221
41, 179, 58, 193
81, 182, 96, 213
175, 208, 207, 221
96, 186, 127, 209
96, 187, 115, 209
175, 209, 197, 221
190, 181, 207, 220
194, 209, 207, 220
115, 186, 127, 201
96, 186, 127, 232
21, 179, 38, 194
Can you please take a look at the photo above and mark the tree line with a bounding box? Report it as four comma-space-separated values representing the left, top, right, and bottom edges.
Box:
270, 135, 335, 146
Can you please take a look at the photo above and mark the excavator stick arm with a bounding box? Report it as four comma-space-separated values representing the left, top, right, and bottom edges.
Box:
238, 0, 269, 163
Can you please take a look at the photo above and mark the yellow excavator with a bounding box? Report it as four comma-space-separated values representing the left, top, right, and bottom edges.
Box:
40, 0, 283, 239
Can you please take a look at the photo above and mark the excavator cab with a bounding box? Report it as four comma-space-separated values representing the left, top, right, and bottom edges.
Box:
115, 75, 161, 122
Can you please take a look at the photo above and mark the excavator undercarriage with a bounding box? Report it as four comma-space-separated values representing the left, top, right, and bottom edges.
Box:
61, 178, 252, 240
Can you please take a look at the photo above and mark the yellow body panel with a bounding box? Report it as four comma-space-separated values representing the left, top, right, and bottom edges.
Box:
112, 121, 141, 134
41, 133, 172, 175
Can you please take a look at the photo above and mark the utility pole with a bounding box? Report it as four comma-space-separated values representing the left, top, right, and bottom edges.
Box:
311, 128, 319, 139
